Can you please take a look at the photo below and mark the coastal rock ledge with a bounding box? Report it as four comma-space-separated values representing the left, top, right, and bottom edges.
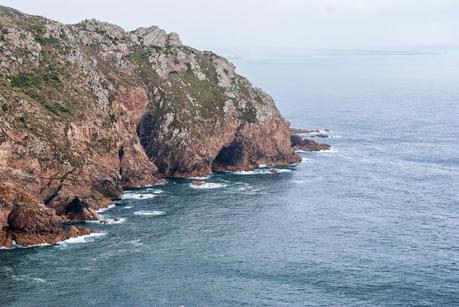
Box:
0, 6, 301, 247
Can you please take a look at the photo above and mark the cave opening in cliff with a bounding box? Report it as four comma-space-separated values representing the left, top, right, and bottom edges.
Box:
212, 141, 245, 170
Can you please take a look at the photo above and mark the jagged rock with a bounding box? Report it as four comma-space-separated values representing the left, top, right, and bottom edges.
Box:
65, 225, 90, 238
167, 32, 182, 47
291, 135, 330, 152
133, 26, 168, 47
7, 203, 65, 246
0, 205, 12, 247
64, 197, 100, 221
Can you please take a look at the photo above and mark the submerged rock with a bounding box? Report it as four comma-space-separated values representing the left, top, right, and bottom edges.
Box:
65, 225, 91, 238
191, 181, 207, 187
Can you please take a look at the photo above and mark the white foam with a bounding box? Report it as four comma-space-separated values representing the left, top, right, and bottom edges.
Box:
235, 182, 252, 191
59, 232, 106, 245
189, 174, 213, 180
122, 193, 157, 200
133, 210, 165, 216
103, 217, 126, 225
96, 204, 116, 213
231, 168, 292, 175
189, 182, 227, 189
123, 206, 133, 209
127, 239, 144, 247
230, 170, 257, 175
320, 148, 339, 154
261, 168, 292, 174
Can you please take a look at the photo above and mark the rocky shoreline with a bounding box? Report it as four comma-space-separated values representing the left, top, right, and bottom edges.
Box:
0, 6, 329, 248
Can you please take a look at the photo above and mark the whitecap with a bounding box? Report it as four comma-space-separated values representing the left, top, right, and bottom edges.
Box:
96, 204, 116, 213
261, 168, 292, 174
319, 148, 339, 154
59, 232, 106, 245
122, 193, 157, 200
122, 206, 133, 209
189, 182, 228, 189
103, 217, 126, 225
229, 170, 257, 175
127, 239, 144, 247
189, 174, 213, 180
11, 275, 47, 283
230, 168, 292, 175
234, 182, 252, 191
133, 210, 165, 216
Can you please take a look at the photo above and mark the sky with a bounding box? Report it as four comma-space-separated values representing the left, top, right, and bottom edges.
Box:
1, 0, 458, 56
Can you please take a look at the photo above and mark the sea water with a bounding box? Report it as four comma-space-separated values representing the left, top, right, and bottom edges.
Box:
1, 50, 458, 306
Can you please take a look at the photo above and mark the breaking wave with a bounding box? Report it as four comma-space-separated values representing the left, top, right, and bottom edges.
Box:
133, 210, 166, 216
96, 204, 116, 213
59, 232, 107, 245
189, 182, 227, 189
122, 193, 157, 200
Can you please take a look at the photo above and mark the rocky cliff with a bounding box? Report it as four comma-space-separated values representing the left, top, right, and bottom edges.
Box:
0, 6, 300, 247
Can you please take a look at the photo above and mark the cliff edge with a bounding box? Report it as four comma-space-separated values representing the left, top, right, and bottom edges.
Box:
0, 6, 300, 247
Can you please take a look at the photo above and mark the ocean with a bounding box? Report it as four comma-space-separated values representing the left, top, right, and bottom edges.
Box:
1, 50, 458, 306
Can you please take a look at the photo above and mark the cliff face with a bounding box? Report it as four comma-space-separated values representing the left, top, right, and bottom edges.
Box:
0, 6, 300, 247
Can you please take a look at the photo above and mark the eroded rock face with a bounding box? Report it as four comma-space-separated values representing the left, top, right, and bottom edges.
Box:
0, 5, 300, 247
64, 197, 100, 221
7, 203, 65, 247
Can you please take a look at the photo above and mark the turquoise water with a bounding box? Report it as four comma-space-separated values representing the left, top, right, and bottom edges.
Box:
1, 51, 459, 306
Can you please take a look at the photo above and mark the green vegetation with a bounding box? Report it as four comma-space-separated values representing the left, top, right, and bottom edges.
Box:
183, 70, 225, 114
35, 36, 60, 47
10, 72, 42, 89
241, 103, 258, 124
46, 102, 70, 115
129, 48, 155, 78
8, 48, 83, 120
25, 19, 46, 36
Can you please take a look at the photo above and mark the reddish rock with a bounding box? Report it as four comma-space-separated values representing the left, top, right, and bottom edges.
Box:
64, 197, 100, 221
291, 135, 331, 152
0, 6, 301, 247
6, 203, 65, 246
191, 181, 206, 187
65, 225, 91, 238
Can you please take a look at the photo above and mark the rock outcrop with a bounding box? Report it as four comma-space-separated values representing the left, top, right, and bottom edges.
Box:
291, 134, 331, 152
0, 5, 300, 247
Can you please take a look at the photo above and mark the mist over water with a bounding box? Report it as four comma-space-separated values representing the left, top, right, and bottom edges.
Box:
1, 51, 458, 306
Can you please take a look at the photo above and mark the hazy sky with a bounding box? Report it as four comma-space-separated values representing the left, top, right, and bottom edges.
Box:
1, 0, 458, 55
